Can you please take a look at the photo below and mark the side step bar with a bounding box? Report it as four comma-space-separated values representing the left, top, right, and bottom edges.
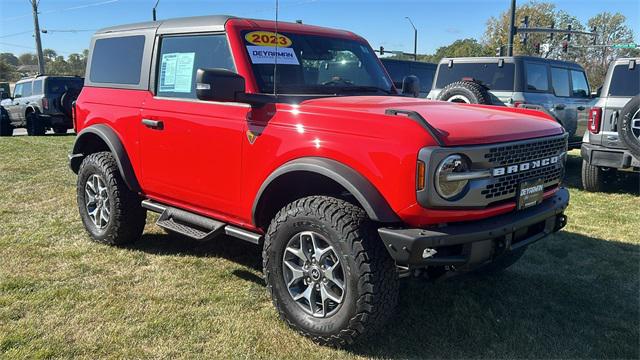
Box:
141, 200, 262, 245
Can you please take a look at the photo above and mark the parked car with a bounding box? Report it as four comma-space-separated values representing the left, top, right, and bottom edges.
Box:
70, 15, 569, 346
581, 58, 640, 191
0, 75, 83, 136
427, 56, 595, 149
380, 58, 436, 97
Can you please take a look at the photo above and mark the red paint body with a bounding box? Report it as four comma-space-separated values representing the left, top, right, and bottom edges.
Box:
74, 19, 564, 232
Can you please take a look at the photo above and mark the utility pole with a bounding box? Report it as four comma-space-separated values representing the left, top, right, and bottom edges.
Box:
507, 0, 516, 56
405, 17, 418, 61
29, 0, 45, 75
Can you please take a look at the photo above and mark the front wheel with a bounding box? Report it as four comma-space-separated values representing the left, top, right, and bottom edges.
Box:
263, 196, 398, 347
77, 152, 146, 245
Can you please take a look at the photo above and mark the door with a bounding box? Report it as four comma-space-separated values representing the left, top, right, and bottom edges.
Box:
8, 81, 32, 125
140, 33, 247, 217
550, 67, 579, 144
569, 69, 592, 142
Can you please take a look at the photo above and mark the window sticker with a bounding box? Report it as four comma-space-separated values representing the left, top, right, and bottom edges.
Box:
245, 31, 292, 47
159, 52, 195, 93
247, 46, 300, 65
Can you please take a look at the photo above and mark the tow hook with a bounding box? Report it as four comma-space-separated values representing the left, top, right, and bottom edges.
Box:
554, 214, 568, 232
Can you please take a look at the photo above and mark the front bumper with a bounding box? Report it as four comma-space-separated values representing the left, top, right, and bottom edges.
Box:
378, 187, 569, 268
581, 143, 640, 171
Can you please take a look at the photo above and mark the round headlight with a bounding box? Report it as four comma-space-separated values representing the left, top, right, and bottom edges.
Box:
435, 154, 471, 200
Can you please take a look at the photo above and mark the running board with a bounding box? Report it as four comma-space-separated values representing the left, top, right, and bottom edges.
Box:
141, 200, 262, 244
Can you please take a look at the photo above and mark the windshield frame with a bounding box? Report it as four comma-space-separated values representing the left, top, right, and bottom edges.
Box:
239, 30, 396, 97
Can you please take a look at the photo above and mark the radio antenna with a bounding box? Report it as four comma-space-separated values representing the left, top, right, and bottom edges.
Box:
273, 0, 279, 97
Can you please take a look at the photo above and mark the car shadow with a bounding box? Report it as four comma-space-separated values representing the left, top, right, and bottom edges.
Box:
563, 152, 639, 195
124, 229, 638, 359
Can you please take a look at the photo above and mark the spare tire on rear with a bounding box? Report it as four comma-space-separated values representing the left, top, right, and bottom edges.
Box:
436, 80, 492, 105
617, 95, 640, 158
60, 87, 81, 119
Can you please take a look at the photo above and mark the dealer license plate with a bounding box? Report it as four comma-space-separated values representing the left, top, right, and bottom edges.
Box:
517, 178, 544, 210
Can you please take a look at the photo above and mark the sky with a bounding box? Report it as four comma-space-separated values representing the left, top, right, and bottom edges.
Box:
0, 0, 638, 57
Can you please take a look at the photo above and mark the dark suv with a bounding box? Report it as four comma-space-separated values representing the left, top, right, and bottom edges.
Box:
427, 56, 595, 149
0, 75, 83, 136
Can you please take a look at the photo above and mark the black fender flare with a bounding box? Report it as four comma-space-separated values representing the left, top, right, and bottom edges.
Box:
252, 157, 400, 225
69, 124, 141, 193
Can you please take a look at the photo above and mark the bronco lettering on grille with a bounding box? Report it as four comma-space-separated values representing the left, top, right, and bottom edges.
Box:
492, 156, 559, 177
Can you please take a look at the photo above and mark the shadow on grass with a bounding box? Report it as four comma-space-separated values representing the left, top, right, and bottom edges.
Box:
563, 152, 639, 195
125, 229, 639, 359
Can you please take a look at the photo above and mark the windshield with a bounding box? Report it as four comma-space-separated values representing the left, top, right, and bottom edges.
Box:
47, 77, 83, 94
243, 31, 394, 95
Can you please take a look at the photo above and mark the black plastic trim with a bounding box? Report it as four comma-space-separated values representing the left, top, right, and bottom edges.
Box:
385, 108, 445, 146
581, 142, 639, 170
378, 187, 569, 266
252, 157, 400, 225
69, 124, 141, 192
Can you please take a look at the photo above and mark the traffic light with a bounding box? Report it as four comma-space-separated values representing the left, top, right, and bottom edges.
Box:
534, 42, 541, 54
592, 27, 597, 45
379, 46, 384, 55
566, 24, 572, 42
562, 41, 568, 53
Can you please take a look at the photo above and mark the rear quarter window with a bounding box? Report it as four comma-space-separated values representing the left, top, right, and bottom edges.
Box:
435, 62, 515, 91
32, 79, 43, 95
550, 67, 570, 97
609, 64, 640, 97
90, 35, 145, 85
525, 62, 549, 92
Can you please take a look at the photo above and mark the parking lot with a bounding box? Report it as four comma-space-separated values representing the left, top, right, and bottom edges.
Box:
0, 135, 637, 359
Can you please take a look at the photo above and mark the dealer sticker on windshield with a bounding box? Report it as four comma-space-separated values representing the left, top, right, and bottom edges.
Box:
247, 46, 300, 65
517, 178, 545, 210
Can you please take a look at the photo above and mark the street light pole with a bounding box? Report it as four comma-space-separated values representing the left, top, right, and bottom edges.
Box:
30, 0, 45, 75
405, 17, 418, 61
507, 0, 517, 56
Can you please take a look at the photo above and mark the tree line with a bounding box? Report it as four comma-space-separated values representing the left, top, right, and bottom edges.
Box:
0, 49, 88, 82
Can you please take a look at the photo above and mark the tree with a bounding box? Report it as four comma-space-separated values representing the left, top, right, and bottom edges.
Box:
18, 53, 37, 65
584, 12, 639, 87
43, 49, 58, 61
426, 39, 493, 63
0, 53, 20, 66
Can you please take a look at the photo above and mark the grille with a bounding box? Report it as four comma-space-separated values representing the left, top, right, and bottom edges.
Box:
484, 136, 567, 166
481, 166, 563, 199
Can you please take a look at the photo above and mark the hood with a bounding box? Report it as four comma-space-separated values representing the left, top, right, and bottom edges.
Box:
299, 96, 564, 146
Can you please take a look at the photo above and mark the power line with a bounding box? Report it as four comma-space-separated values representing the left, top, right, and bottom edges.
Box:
5, 0, 120, 22
0, 30, 33, 39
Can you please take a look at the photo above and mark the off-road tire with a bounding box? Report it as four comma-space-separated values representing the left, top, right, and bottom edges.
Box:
0, 107, 12, 136
436, 80, 492, 105
617, 95, 640, 158
26, 111, 45, 136
77, 152, 146, 245
477, 247, 527, 274
581, 160, 608, 192
60, 88, 81, 118
263, 196, 399, 347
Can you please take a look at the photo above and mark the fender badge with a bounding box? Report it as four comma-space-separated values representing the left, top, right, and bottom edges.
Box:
246, 130, 258, 144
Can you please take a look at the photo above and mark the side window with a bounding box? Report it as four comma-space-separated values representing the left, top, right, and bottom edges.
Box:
550, 67, 570, 97
157, 34, 235, 99
90, 35, 145, 85
570, 70, 589, 98
22, 81, 33, 97
525, 63, 549, 92
13, 83, 23, 98
33, 79, 43, 95
608, 65, 640, 97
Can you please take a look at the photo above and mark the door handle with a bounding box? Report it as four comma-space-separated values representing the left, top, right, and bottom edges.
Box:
554, 104, 566, 110
577, 106, 585, 111
142, 118, 164, 130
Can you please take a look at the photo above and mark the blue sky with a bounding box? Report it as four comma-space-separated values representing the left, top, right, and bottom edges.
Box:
1, 0, 638, 57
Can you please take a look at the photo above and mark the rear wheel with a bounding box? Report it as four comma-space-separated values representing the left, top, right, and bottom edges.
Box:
581, 160, 609, 192
26, 111, 45, 136
77, 152, 146, 245
0, 107, 12, 136
263, 196, 398, 347
53, 126, 68, 134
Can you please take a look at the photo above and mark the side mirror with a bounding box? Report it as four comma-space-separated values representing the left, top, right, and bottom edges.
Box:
592, 86, 602, 99
196, 68, 246, 102
402, 75, 420, 98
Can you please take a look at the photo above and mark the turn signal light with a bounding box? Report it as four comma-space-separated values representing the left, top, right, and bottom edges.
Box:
42, 97, 49, 110
416, 161, 426, 191
588, 107, 602, 134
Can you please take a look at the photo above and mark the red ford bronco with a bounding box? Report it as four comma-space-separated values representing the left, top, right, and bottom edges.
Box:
70, 15, 569, 346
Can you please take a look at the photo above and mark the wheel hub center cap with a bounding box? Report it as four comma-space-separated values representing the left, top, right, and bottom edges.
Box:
310, 268, 321, 281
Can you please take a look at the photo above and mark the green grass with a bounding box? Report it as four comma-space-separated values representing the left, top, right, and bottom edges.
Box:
1, 136, 638, 359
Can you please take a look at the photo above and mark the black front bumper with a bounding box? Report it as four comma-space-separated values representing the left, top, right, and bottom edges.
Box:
378, 188, 569, 268
581, 143, 640, 171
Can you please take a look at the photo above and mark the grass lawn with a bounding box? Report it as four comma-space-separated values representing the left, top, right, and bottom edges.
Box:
1, 135, 638, 359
